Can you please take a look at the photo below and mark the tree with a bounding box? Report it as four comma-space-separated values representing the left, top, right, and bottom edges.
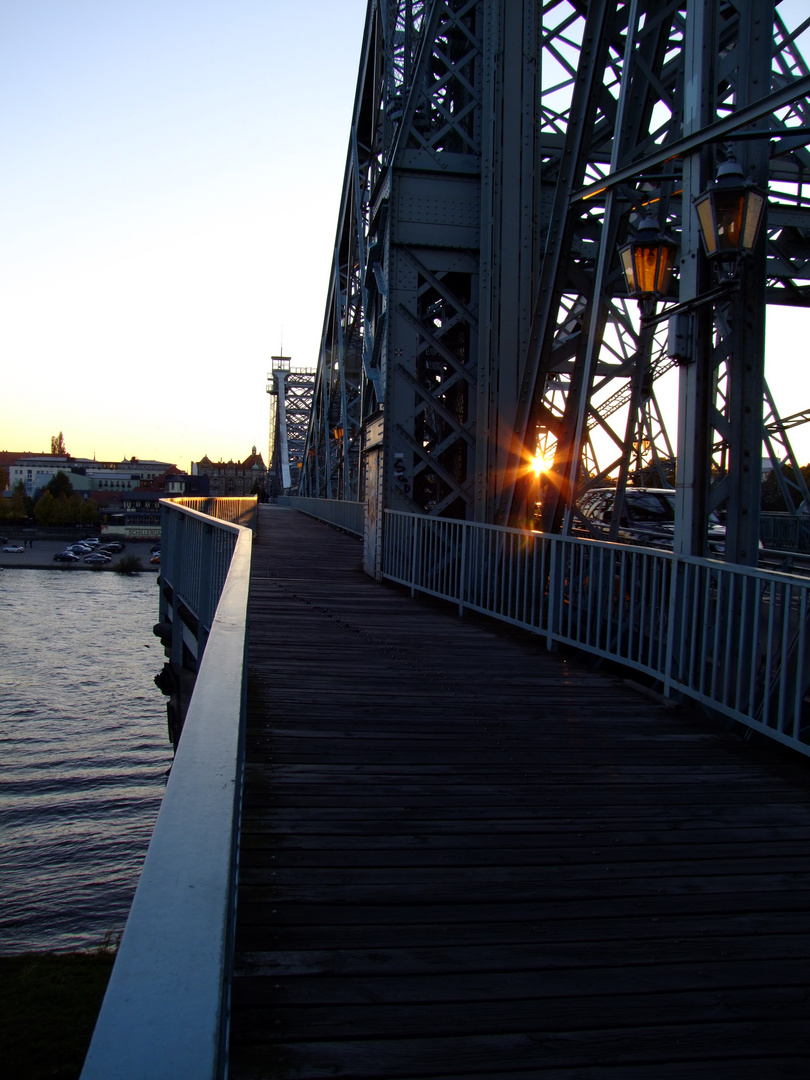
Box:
70, 493, 98, 526
9, 482, 33, 522
51, 432, 67, 456
45, 471, 73, 500
34, 490, 57, 526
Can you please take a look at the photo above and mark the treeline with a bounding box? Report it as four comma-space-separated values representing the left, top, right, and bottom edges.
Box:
0, 472, 99, 528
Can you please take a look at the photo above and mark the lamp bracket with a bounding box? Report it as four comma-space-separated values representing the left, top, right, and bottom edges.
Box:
639, 280, 740, 328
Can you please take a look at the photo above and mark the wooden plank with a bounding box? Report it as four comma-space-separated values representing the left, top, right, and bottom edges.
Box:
232, 1021, 810, 1079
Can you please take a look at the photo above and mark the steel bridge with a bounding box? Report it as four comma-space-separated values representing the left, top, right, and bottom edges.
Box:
82, 2, 810, 1077
297, 0, 810, 570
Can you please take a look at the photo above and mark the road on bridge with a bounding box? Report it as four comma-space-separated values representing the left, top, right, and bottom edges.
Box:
229, 505, 810, 1079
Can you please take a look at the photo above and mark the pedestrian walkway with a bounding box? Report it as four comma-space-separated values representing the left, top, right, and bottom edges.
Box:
229, 505, 810, 1079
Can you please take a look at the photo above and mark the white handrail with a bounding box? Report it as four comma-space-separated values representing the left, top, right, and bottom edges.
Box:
81, 504, 251, 1080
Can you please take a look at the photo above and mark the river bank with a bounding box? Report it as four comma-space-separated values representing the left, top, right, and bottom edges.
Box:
0, 540, 158, 571
0, 949, 114, 1080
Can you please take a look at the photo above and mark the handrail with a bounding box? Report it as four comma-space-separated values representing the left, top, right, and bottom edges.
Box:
81, 502, 251, 1080
167, 495, 258, 532
383, 511, 810, 758
278, 494, 364, 537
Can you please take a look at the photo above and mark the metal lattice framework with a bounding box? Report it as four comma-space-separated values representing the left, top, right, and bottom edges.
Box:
267, 359, 316, 496
299, 0, 810, 565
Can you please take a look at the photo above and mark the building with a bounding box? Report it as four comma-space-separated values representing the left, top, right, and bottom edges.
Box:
2, 454, 175, 499
193, 448, 266, 497
103, 470, 210, 538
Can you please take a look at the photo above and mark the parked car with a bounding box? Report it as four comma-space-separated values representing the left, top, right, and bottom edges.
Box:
575, 487, 727, 555
150, 553, 161, 564
100, 541, 125, 554
3, 544, 25, 553
53, 551, 80, 562
85, 552, 112, 564
68, 543, 93, 555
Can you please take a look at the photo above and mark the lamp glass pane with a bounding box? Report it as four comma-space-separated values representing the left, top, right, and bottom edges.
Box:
634, 244, 662, 294
658, 244, 676, 294
695, 195, 717, 255
742, 190, 765, 251
713, 189, 745, 251
620, 246, 636, 292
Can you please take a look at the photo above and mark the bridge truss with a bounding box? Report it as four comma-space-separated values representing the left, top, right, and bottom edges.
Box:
298, 0, 810, 564
267, 358, 316, 496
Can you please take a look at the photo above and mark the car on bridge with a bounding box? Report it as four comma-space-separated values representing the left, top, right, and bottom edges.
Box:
575, 487, 727, 556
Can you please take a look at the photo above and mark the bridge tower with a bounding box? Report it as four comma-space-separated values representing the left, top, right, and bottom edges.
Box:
299, 0, 810, 565
266, 357, 315, 496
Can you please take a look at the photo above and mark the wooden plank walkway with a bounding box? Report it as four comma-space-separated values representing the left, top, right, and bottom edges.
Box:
229, 505, 810, 1079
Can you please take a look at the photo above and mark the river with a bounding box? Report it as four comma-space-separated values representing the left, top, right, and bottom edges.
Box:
0, 568, 171, 954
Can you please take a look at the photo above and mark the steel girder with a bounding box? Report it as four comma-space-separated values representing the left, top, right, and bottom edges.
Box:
299, 0, 543, 518
299, 0, 810, 560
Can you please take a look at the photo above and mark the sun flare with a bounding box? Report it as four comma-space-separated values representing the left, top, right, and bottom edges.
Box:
532, 445, 556, 476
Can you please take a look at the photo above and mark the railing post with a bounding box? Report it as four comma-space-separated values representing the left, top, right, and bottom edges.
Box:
547, 537, 560, 650
663, 556, 680, 697
198, 524, 215, 658
458, 522, 467, 616
410, 515, 419, 597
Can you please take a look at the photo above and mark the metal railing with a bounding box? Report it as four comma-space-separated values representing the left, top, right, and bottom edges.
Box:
159, 501, 247, 661
167, 495, 258, 532
760, 512, 810, 552
383, 511, 810, 757
277, 495, 364, 537
81, 501, 252, 1080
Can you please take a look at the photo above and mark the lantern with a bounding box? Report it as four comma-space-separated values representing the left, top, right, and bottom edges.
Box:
619, 217, 679, 299
694, 160, 766, 263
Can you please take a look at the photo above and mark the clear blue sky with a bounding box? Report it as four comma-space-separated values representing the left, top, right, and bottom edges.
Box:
1, 1, 809, 470
0, 0, 368, 468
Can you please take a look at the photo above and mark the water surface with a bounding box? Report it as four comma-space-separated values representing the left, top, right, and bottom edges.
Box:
0, 569, 170, 953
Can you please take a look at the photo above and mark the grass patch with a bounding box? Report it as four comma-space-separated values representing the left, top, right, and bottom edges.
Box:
0, 944, 116, 1079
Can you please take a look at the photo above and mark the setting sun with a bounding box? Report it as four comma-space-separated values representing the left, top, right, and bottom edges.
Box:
532, 444, 556, 476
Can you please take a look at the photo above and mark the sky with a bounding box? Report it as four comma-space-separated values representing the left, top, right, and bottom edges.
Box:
0, 0, 368, 469
1, 1, 809, 472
